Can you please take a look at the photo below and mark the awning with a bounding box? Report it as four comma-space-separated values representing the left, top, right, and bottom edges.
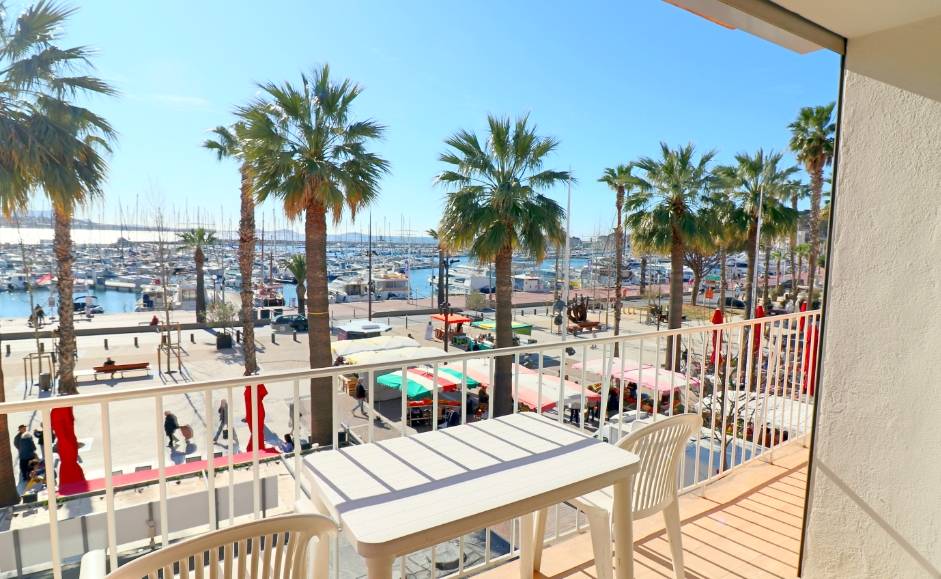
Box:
431, 313, 472, 325
470, 320, 533, 335
514, 374, 601, 411
570, 357, 652, 378
331, 335, 418, 358
621, 367, 700, 394
344, 346, 444, 366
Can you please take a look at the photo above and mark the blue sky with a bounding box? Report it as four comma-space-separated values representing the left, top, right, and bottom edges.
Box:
51, 0, 840, 238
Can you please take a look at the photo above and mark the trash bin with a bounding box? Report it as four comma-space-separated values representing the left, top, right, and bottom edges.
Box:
39, 372, 52, 391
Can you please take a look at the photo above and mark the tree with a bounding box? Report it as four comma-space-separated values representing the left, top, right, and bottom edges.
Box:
285, 254, 307, 316
794, 243, 810, 287
786, 180, 810, 307
0, 0, 114, 501
240, 65, 389, 445
177, 228, 217, 324
438, 114, 569, 416
204, 124, 258, 376
627, 143, 715, 369
789, 103, 835, 310
713, 149, 797, 318
702, 191, 748, 317
684, 245, 720, 307
599, 164, 636, 356
427, 228, 446, 308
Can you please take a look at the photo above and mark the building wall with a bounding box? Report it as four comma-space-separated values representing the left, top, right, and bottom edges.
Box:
803, 14, 941, 579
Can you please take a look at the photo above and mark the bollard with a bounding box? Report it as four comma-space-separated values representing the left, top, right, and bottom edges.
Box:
5, 344, 9, 355
293, 330, 298, 342
134, 336, 139, 348
39, 343, 44, 353
190, 333, 195, 344
104, 338, 109, 350
236, 330, 242, 343
271, 333, 277, 344
405, 315, 408, 328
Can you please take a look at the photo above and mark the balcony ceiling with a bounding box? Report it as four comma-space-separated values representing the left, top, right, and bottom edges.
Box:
773, 0, 941, 38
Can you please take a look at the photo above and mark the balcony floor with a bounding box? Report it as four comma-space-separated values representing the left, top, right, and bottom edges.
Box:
479, 443, 808, 579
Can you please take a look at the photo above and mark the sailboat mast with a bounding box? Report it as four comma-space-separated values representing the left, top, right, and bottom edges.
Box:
368, 213, 373, 321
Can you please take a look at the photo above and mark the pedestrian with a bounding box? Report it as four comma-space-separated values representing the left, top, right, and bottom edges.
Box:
212, 399, 228, 442
34, 305, 45, 327
33, 424, 52, 460
424, 321, 433, 341
17, 431, 37, 483
163, 410, 179, 448
354, 375, 368, 417
280, 433, 295, 453
150, 314, 160, 326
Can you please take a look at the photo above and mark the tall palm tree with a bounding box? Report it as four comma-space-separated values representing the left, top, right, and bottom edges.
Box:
786, 179, 810, 306
794, 243, 810, 287
789, 103, 835, 307
204, 124, 258, 375
177, 228, 217, 324
599, 164, 635, 356
714, 149, 797, 318
239, 64, 389, 445
626, 143, 715, 369
286, 254, 306, 316
427, 228, 446, 308
438, 115, 569, 416
0, 0, 114, 500
702, 190, 748, 317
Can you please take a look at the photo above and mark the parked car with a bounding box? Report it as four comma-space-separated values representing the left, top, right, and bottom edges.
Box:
272, 314, 308, 332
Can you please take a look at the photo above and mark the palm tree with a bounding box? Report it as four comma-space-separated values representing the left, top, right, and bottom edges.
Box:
438, 115, 569, 416
0, 0, 114, 501
626, 143, 715, 369
286, 254, 307, 316
239, 65, 389, 445
702, 191, 748, 317
203, 124, 258, 375
786, 180, 810, 306
713, 149, 797, 318
427, 228, 446, 308
789, 103, 835, 307
177, 228, 217, 324
770, 248, 784, 293
599, 164, 635, 356
794, 243, 810, 287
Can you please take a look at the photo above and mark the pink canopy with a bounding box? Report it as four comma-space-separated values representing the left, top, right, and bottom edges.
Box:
621, 367, 699, 394
513, 373, 600, 411
570, 357, 650, 378
458, 358, 535, 387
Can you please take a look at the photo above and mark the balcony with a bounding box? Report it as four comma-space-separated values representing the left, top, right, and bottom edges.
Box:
0, 310, 819, 578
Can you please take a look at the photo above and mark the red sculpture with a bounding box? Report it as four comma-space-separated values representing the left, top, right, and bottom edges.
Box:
244, 384, 270, 452
51, 406, 86, 486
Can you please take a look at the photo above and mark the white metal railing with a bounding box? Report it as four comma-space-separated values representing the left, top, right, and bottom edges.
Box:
0, 309, 821, 578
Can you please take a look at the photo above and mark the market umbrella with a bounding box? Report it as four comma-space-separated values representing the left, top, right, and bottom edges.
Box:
710, 308, 724, 365
570, 357, 651, 380
513, 373, 601, 411
803, 322, 819, 395
244, 384, 270, 452
377, 369, 438, 399
331, 335, 418, 358
459, 357, 535, 387
621, 367, 699, 394
51, 406, 86, 486
427, 366, 480, 389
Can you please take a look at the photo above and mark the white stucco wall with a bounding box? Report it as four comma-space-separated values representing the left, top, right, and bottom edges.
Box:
802, 14, 941, 579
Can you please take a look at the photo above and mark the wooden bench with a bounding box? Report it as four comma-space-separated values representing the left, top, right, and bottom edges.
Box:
89, 362, 151, 380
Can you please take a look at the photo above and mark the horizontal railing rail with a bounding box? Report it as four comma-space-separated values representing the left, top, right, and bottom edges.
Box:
0, 308, 821, 579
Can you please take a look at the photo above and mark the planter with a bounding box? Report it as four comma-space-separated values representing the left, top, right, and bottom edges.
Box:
216, 333, 234, 350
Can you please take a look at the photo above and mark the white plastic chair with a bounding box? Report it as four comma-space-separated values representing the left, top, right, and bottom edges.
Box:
569, 413, 701, 579
102, 513, 337, 579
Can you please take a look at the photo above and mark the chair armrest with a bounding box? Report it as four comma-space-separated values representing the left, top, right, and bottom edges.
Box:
80, 549, 107, 579
295, 496, 326, 515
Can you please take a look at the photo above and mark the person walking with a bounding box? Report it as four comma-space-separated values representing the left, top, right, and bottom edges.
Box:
354, 375, 368, 418
163, 411, 180, 448
212, 399, 228, 443
17, 431, 37, 483
424, 321, 433, 342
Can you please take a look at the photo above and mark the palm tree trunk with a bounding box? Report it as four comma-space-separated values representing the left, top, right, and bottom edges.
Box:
492, 246, 514, 416
0, 330, 18, 507
306, 201, 333, 445
808, 165, 823, 306
719, 247, 727, 317
238, 164, 257, 375
54, 205, 77, 395
195, 246, 206, 324
691, 274, 701, 307
744, 224, 758, 320
613, 188, 624, 358
762, 242, 771, 305
296, 278, 306, 317
667, 228, 684, 371
790, 194, 799, 306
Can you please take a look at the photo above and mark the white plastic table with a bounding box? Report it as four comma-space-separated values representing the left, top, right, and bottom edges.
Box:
303, 412, 640, 578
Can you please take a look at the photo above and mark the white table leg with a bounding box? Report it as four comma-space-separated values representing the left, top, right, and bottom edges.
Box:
532, 508, 548, 571
364, 555, 395, 579
612, 478, 635, 579
519, 513, 535, 579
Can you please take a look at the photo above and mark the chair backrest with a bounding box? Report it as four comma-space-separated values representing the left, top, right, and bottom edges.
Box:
107, 514, 337, 579
616, 413, 701, 518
